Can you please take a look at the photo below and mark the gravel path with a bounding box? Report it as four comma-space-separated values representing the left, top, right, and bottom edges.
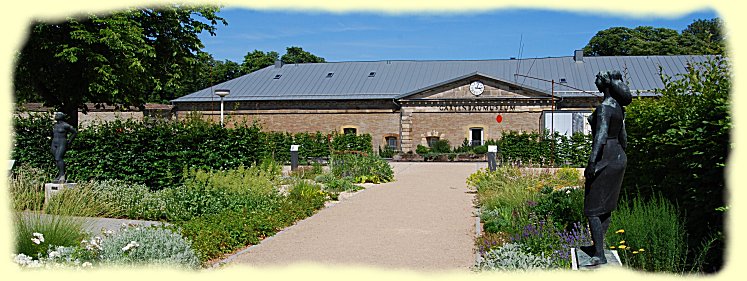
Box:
227, 162, 482, 271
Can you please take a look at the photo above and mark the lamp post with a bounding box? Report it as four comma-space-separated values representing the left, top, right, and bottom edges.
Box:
214, 89, 230, 126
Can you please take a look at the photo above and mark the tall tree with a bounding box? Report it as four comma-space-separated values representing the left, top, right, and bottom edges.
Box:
281, 46, 325, 64
13, 5, 226, 126
681, 18, 725, 55
583, 18, 725, 56
241, 50, 279, 73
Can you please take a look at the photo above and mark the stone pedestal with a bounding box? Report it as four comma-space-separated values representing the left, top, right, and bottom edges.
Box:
44, 183, 77, 204
571, 247, 622, 270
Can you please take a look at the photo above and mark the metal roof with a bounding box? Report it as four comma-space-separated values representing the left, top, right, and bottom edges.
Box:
172, 54, 712, 103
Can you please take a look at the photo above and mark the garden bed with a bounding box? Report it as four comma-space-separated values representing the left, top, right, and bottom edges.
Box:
9, 152, 395, 269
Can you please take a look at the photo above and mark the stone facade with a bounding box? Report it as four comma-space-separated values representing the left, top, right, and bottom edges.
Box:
174, 75, 595, 153
185, 110, 400, 150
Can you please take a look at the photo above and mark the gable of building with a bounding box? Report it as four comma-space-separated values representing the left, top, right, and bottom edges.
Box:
399, 73, 549, 101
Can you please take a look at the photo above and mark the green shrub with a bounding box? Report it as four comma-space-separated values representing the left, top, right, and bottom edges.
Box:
474, 242, 554, 271
162, 164, 282, 222
430, 139, 451, 153
378, 146, 396, 158
11, 113, 55, 172
14, 213, 87, 259
415, 144, 429, 155
9, 164, 48, 212
323, 177, 361, 193
87, 180, 166, 220
531, 187, 585, 231
624, 57, 729, 273
607, 195, 687, 273
99, 225, 200, 269
175, 209, 274, 262
473, 145, 488, 154
13, 116, 373, 190
498, 131, 591, 167
468, 167, 535, 214
287, 180, 327, 215
331, 133, 373, 153
329, 153, 393, 184
45, 182, 122, 218
480, 207, 514, 234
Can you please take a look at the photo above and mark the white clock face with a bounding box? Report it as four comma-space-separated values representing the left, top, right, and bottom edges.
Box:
469, 81, 485, 96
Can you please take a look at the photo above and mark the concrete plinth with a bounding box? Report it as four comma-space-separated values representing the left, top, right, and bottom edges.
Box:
571, 247, 622, 270
44, 183, 77, 204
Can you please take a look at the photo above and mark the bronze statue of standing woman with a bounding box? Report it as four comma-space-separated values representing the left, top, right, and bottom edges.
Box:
51, 112, 77, 183
582, 70, 632, 266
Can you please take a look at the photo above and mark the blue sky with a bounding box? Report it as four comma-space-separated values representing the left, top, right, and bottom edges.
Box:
199, 8, 719, 63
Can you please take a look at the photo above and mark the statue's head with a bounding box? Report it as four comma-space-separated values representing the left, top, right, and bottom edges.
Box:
595, 71, 612, 92
596, 70, 632, 106
54, 112, 66, 121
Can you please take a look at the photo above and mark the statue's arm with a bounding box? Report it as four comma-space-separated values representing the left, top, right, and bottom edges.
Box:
585, 105, 610, 179
620, 119, 628, 150
65, 124, 77, 144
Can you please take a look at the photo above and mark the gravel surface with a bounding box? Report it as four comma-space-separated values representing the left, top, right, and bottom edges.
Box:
227, 162, 482, 272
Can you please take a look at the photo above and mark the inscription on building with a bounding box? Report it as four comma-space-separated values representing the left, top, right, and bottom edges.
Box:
437, 105, 517, 112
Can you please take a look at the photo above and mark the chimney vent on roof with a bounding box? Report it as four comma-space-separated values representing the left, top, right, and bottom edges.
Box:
574, 50, 584, 62
274, 59, 283, 68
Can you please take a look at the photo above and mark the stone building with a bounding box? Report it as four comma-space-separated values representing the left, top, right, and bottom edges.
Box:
15, 103, 174, 127
172, 51, 710, 152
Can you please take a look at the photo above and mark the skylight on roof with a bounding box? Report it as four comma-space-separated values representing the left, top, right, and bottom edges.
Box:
326, 72, 334, 78
274, 74, 282, 79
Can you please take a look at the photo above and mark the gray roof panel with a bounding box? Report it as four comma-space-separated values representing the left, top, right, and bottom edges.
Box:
172, 55, 713, 103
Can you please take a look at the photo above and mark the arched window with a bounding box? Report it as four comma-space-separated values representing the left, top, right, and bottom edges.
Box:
426, 136, 440, 148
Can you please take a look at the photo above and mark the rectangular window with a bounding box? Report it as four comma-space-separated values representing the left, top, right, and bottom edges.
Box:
542, 111, 592, 137
470, 128, 484, 146
386, 137, 397, 150
343, 127, 357, 135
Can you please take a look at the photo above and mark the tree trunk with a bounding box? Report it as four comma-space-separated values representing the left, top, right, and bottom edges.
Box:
61, 104, 79, 129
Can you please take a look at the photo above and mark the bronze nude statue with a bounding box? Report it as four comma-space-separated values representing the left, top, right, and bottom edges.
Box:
51, 112, 77, 183
581, 70, 632, 266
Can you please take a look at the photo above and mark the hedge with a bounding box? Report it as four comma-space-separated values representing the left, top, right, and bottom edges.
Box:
12, 115, 372, 190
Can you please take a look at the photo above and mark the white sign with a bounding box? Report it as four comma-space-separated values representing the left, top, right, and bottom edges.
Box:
488, 145, 498, 153
290, 145, 300, 152
8, 160, 15, 171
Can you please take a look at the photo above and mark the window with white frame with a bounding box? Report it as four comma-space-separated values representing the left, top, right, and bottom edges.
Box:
469, 127, 484, 146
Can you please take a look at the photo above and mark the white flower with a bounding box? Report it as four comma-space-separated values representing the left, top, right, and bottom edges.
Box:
31, 232, 45, 244
122, 241, 140, 252
82, 262, 93, 268
48, 251, 61, 259
32, 232, 45, 242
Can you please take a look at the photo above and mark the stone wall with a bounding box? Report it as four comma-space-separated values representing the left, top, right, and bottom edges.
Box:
187, 110, 401, 150
408, 111, 542, 150
16, 111, 145, 128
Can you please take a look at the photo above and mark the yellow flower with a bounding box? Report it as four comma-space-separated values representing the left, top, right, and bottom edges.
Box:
619, 245, 628, 250
619, 240, 626, 244
615, 229, 625, 234
632, 251, 639, 254
610, 246, 616, 249
639, 248, 645, 252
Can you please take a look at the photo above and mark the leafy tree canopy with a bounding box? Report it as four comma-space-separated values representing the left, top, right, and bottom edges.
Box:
583, 18, 725, 56
281, 46, 326, 64
14, 5, 226, 126
241, 50, 280, 73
